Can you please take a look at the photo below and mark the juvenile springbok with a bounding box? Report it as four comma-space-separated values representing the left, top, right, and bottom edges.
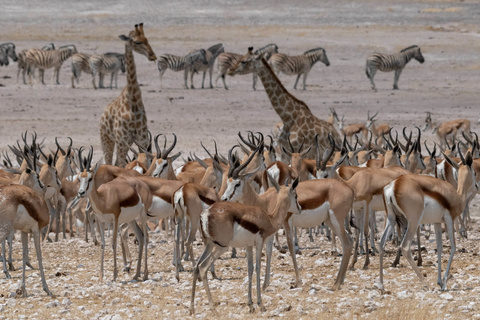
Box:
423, 112, 472, 150
190, 176, 300, 315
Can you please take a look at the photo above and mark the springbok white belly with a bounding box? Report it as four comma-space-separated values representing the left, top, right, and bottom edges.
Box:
118, 198, 143, 225
421, 195, 448, 224
14, 205, 38, 233
230, 222, 259, 247
147, 195, 173, 219
290, 202, 330, 228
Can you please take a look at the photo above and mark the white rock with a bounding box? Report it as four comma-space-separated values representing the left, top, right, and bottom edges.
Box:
440, 293, 453, 301
111, 297, 121, 305
112, 315, 123, 320
396, 290, 409, 300
45, 300, 59, 308
62, 298, 72, 306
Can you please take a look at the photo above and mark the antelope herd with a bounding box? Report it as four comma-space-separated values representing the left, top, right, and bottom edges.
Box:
1, 24, 479, 316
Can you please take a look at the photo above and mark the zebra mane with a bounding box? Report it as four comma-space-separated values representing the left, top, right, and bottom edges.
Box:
0, 43, 15, 49
400, 45, 419, 52
303, 47, 325, 55
58, 44, 77, 52
254, 44, 278, 54
186, 49, 207, 64
207, 43, 224, 55
104, 52, 123, 57
260, 58, 313, 114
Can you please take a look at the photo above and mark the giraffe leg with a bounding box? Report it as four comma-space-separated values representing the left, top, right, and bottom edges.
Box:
100, 125, 114, 165
115, 137, 130, 168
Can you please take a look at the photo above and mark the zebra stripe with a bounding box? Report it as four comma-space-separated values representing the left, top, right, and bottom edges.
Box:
185, 43, 224, 89
268, 47, 330, 90
156, 51, 206, 89
17, 44, 55, 84
0, 42, 17, 66
71, 53, 92, 88
26, 46, 78, 85
89, 52, 125, 89
215, 43, 278, 90
365, 45, 425, 91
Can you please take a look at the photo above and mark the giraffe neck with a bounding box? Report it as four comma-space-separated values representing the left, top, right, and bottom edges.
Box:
256, 59, 311, 127
124, 43, 138, 90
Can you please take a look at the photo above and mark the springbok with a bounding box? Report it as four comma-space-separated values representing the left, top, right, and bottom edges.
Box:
379, 150, 477, 292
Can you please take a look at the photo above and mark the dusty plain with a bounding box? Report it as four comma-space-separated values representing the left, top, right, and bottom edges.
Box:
1, 0, 480, 319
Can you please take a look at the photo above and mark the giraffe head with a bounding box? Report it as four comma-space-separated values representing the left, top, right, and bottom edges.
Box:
119, 23, 157, 61
228, 47, 263, 76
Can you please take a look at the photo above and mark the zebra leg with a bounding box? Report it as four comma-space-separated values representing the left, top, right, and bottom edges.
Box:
208, 67, 214, 89
293, 74, 302, 90
40, 69, 46, 85
220, 74, 229, 90
91, 71, 97, 89
183, 69, 189, 89
393, 69, 403, 90
55, 66, 61, 85
302, 72, 309, 90
252, 73, 257, 91
110, 72, 114, 89
190, 70, 195, 89
367, 67, 377, 91
99, 73, 105, 89
201, 71, 206, 89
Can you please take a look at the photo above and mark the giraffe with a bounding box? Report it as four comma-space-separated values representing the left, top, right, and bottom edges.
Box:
99, 23, 157, 167
228, 47, 341, 157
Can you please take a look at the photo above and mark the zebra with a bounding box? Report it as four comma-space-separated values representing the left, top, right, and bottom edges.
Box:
365, 45, 425, 91
0, 43, 17, 66
215, 43, 278, 90
89, 52, 125, 89
156, 50, 206, 89
268, 47, 330, 90
26, 45, 78, 85
71, 53, 92, 88
184, 43, 224, 89
17, 43, 55, 84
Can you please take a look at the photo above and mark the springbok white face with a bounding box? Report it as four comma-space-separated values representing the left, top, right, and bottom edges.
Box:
221, 177, 244, 202
77, 170, 94, 198
152, 159, 168, 178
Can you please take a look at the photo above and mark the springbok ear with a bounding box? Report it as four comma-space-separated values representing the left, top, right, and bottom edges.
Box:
442, 152, 459, 170
119, 35, 130, 41
171, 151, 182, 162
239, 166, 262, 181
291, 177, 299, 190
465, 151, 473, 167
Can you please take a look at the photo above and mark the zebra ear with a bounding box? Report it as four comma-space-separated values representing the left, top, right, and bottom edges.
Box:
119, 35, 130, 42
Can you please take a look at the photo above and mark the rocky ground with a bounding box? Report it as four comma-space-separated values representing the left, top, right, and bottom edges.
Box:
1, 0, 480, 319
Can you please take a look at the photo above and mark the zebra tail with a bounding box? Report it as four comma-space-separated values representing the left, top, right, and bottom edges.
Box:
365, 64, 370, 79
